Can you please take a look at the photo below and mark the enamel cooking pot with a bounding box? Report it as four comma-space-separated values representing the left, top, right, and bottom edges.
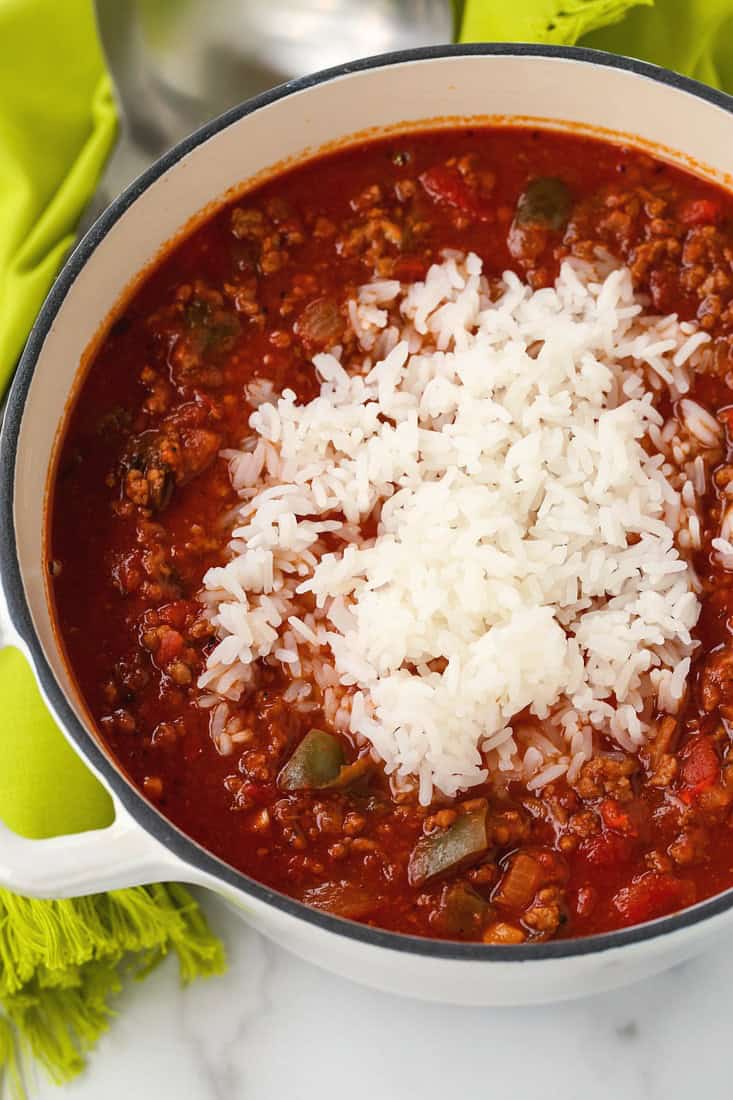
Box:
2, 45, 733, 1006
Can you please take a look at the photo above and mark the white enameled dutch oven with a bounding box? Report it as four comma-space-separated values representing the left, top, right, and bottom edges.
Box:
2, 45, 733, 1006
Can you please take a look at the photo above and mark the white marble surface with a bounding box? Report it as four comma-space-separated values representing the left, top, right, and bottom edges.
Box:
33, 892, 729, 1100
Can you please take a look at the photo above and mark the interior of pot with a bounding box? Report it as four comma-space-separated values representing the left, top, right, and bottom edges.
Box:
10, 47, 733, 757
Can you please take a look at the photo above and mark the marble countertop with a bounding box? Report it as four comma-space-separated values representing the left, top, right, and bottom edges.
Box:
33, 892, 728, 1100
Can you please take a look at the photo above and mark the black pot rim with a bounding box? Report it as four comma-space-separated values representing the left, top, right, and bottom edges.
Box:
3, 41, 733, 964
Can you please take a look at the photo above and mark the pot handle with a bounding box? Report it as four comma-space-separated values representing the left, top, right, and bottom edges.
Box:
0, 803, 190, 899
0, 584, 192, 897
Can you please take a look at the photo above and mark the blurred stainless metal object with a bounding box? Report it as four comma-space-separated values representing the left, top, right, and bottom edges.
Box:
89, 0, 453, 219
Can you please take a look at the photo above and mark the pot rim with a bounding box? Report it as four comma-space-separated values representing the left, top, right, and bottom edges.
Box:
4, 41, 733, 962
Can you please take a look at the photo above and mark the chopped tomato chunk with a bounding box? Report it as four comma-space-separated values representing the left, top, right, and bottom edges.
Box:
613, 872, 695, 925
679, 735, 719, 804
599, 799, 638, 837
158, 601, 192, 629
679, 197, 722, 226
419, 165, 491, 221
156, 628, 184, 665
241, 782, 277, 806
579, 831, 635, 868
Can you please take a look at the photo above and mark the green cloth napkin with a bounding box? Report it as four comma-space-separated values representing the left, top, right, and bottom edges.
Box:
459, 0, 733, 83
0, 0, 116, 393
2, 0, 733, 1093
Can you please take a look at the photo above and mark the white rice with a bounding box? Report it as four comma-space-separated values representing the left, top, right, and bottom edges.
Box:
198, 253, 715, 804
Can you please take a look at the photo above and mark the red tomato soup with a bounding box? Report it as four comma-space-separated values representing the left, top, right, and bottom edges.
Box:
50, 128, 733, 943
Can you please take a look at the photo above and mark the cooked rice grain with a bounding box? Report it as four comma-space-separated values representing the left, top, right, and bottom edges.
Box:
199, 254, 706, 803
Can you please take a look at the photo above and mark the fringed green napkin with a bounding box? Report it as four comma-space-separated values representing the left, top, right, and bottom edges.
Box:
0, 887, 224, 1094
458, 0, 733, 88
